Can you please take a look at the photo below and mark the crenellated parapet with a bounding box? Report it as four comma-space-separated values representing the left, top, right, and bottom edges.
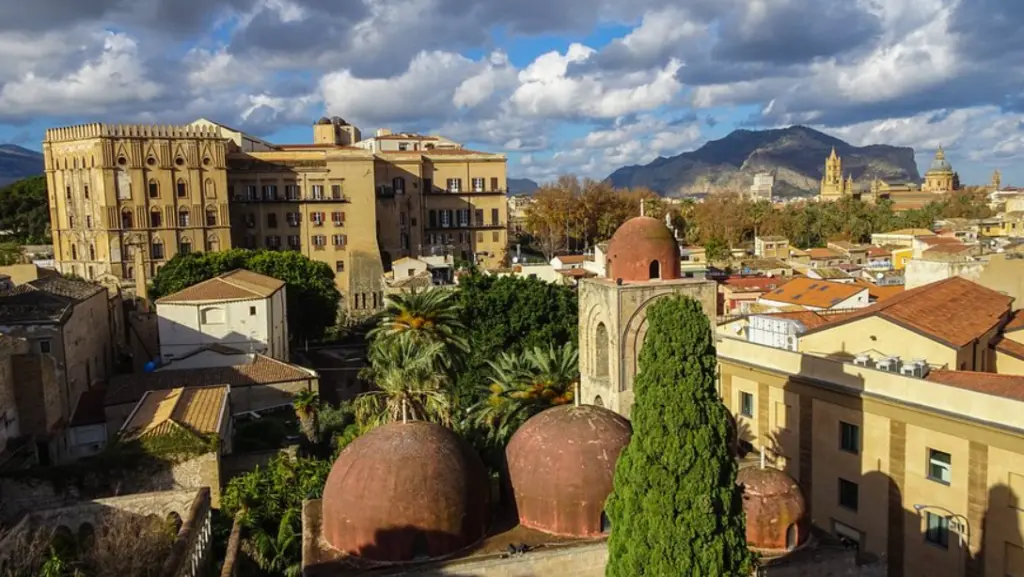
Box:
44, 123, 224, 143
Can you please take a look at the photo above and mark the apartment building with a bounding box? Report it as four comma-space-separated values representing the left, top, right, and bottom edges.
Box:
44, 118, 509, 315
717, 277, 1024, 576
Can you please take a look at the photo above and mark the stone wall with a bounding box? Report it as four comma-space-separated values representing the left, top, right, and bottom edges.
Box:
0, 450, 222, 523
377, 542, 608, 577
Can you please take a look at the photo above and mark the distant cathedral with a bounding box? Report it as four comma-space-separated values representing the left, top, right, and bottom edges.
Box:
819, 147, 855, 201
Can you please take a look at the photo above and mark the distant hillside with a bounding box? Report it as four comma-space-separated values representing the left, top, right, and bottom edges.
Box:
0, 145, 43, 187
605, 126, 920, 197
508, 178, 540, 195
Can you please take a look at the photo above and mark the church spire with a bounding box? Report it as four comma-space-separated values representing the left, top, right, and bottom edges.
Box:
829, 146, 838, 160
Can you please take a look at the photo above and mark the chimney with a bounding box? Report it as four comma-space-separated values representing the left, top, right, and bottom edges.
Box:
134, 246, 149, 311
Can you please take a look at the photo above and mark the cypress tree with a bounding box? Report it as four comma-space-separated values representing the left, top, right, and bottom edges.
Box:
605, 296, 753, 576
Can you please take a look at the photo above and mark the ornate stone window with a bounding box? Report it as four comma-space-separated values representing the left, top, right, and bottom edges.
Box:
121, 208, 134, 229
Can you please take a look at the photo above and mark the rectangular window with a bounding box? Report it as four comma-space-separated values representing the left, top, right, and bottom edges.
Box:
149, 182, 159, 198
249, 306, 257, 316
476, 231, 483, 243
245, 185, 257, 200
840, 421, 860, 454
287, 235, 300, 249
151, 242, 165, 260
312, 212, 324, 226
312, 235, 326, 247
206, 210, 217, 227
151, 211, 162, 228
491, 208, 499, 225
838, 478, 859, 511
429, 210, 437, 228
458, 209, 469, 227
65, 186, 71, 199
331, 184, 342, 199
335, 260, 345, 272
84, 185, 89, 199
267, 213, 277, 228
474, 209, 484, 226
287, 212, 300, 227
177, 182, 187, 198
86, 216, 92, 229
446, 178, 461, 193
472, 177, 484, 192
928, 449, 952, 484
263, 185, 278, 201
491, 177, 499, 191
68, 215, 75, 228
178, 211, 190, 227
924, 512, 949, 548
740, 392, 754, 417
332, 211, 344, 226
38, 340, 51, 354
492, 231, 500, 242
311, 184, 325, 200
332, 234, 347, 247
285, 185, 299, 200
441, 210, 451, 227
179, 241, 192, 255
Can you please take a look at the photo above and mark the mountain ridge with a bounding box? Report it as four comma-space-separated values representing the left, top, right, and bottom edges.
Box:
605, 125, 921, 197
0, 145, 44, 188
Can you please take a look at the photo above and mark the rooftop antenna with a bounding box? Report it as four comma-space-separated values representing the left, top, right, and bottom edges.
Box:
760, 446, 766, 470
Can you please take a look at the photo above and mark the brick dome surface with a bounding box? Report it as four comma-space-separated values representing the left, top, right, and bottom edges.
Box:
736, 465, 809, 552
321, 421, 489, 562
505, 405, 632, 537
606, 216, 680, 282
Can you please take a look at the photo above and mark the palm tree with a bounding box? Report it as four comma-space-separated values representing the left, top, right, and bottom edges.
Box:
471, 351, 535, 442
355, 337, 452, 429
291, 390, 320, 444
245, 509, 302, 577
368, 288, 469, 368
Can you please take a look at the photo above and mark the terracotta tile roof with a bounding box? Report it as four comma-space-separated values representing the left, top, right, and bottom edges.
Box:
554, 255, 587, 265
802, 277, 1013, 348
759, 277, 866, 309
867, 247, 892, 257
809, 267, 850, 279
739, 258, 791, 271
771, 311, 839, 330
720, 276, 787, 292
374, 134, 439, 141
0, 276, 105, 324
156, 269, 284, 304
1005, 310, 1024, 333
883, 228, 936, 237
851, 280, 905, 302
919, 236, 964, 247
105, 353, 315, 406
807, 248, 843, 260
121, 386, 228, 441
923, 244, 973, 255
925, 370, 1024, 402
993, 336, 1024, 360
29, 276, 105, 301
557, 268, 596, 278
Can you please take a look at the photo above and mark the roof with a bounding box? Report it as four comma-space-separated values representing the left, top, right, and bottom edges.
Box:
0, 276, 104, 324
759, 277, 866, 309
878, 228, 935, 237
720, 276, 786, 292
867, 247, 892, 257
918, 236, 964, 247
851, 280, 905, 302
809, 267, 849, 280
925, 370, 1024, 402
828, 241, 867, 252
769, 310, 850, 330
739, 258, 792, 271
557, 268, 596, 278
992, 336, 1024, 360
105, 352, 315, 406
121, 386, 228, 441
923, 244, 974, 256
155, 269, 284, 304
807, 248, 842, 260
1005, 310, 1024, 333
801, 277, 1013, 348
554, 255, 587, 265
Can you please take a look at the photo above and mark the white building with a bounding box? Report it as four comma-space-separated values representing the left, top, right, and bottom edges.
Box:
155, 269, 289, 366
750, 171, 775, 201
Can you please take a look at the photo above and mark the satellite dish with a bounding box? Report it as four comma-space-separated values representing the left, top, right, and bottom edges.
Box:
876, 272, 884, 279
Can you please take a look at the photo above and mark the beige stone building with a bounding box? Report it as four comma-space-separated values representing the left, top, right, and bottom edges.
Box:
716, 277, 1024, 576
44, 118, 509, 316
820, 147, 855, 201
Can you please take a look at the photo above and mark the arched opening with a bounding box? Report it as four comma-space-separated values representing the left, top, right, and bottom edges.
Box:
88, 244, 95, 260
78, 522, 95, 550
205, 206, 217, 226
594, 395, 603, 407
178, 207, 190, 227
206, 235, 219, 252
649, 259, 661, 279
151, 238, 164, 260
126, 265, 134, 280
606, 257, 612, 276
600, 511, 612, 533
176, 179, 187, 198
179, 238, 192, 255
411, 532, 430, 560
51, 525, 75, 555
204, 179, 215, 198
166, 511, 183, 535
150, 207, 162, 228
595, 322, 609, 377
148, 179, 159, 198
121, 208, 134, 229
786, 524, 798, 550
71, 245, 78, 259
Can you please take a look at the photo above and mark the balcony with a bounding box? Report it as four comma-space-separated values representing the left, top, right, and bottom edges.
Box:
426, 187, 506, 196
231, 193, 348, 203
425, 222, 506, 231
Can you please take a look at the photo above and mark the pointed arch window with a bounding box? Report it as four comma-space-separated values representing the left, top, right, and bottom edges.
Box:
206, 235, 219, 252
178, 207, 190, 228
71, 245, 78, 260
121, 208, 134, 229
150, 207, 163, 228
176, 179, 187, 198
151, 238, 164, 260
148, 179, 159, 198
179, 238, 192, 255
205, 206, 218, 227
649, 260, 661, 280
204, 179, 216, 199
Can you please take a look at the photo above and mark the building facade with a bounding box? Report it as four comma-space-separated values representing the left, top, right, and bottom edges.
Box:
44, 119, 509, 316
820, 147, 855, 201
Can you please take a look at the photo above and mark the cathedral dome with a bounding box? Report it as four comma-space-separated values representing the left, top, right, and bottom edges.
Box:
736, 465, 809, 554
505, 404, 632, 537
321, 421, 490, 562
606, 216, 681, 283
928, 147, 953, 173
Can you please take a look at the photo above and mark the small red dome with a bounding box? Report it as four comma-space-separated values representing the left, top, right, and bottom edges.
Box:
736, 466, 808, 553
321, 421, 489, 562
606, 216, 680, 282
506, 405, 632, 537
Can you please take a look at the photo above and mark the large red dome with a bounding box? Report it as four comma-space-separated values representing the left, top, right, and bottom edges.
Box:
321, 421, 489, 562
606, 216, 680, 282
736, 465, 808, 553
505, 405, 632, 537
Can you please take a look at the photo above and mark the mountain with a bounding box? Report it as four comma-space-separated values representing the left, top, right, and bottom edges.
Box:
0, 145, 44, 188
508, 178, 540, 195
605, 126, 920, 197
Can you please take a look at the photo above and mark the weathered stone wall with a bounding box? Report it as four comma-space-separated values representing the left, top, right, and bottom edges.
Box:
377, 542, 608, 577
0, 451, 222, 523
0, 338, 29, 448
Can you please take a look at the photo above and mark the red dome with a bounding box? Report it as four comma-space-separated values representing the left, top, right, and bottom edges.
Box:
736, 466, 808, 553
505, 405, 632, 537
606, 216, 680, 282
321, 421, 489, 562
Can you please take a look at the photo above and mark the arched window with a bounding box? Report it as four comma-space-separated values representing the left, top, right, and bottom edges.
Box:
595, 322, 609, 377
178, 207, 190, 227
176, 179, 187, 198
204, 178, 215, 198
594, 395, 603, 407
150, 207, 162, 228
148, 179, 159, 198
71, 245, 77, 260
786, 524, 798, 550
151, 238, 165, 260
126, 265, 134, 280
179, 238, 192, 255
88, 244, 95, 260
205, 206, 217, 227
649, 259, 661, 279
121, 208, 134, 229
206, 235, 219, 252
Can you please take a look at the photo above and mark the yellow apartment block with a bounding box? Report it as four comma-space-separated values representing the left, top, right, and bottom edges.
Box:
716, 278, 1024, 576
44, 118, 509, 315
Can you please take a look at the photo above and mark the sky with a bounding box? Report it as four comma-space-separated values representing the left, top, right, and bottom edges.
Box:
0, 0, 1022, 185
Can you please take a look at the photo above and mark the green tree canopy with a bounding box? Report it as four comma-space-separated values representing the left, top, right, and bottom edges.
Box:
150, 249, 341, 341
0, 176, 50, 244
605, 296, 753, 576
453, 273, 578, 408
